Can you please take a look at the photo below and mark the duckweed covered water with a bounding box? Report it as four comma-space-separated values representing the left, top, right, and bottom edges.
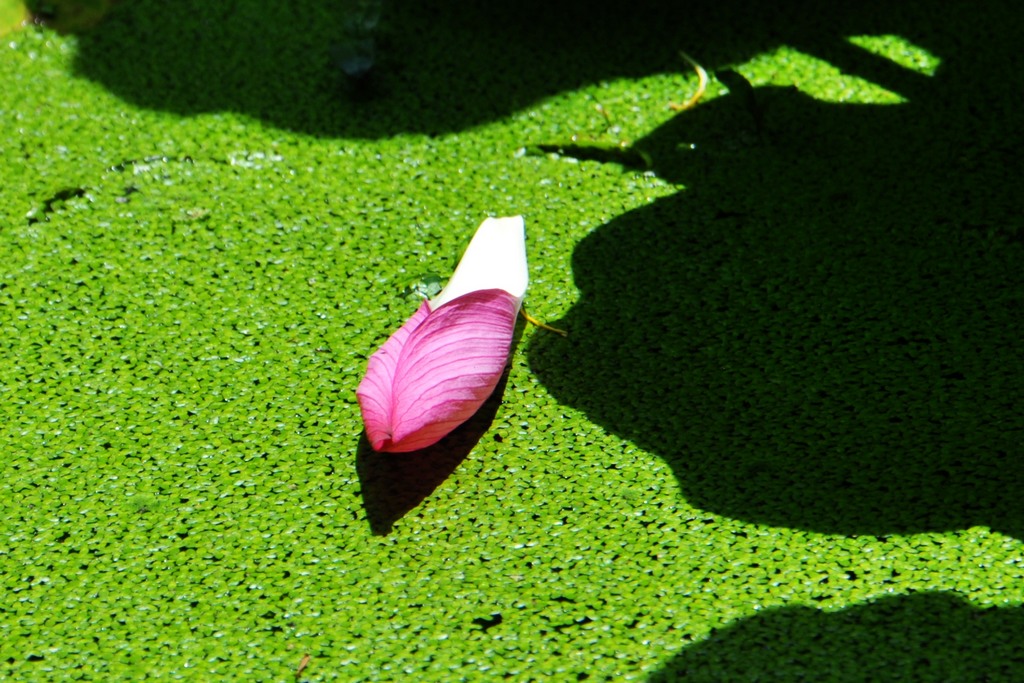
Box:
2, 1, 1022, 680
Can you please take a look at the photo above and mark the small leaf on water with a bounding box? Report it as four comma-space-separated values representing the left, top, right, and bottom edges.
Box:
400, 274, 444, 301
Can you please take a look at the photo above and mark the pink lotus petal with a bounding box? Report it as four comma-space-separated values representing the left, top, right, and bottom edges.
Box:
357, 288, 520, 452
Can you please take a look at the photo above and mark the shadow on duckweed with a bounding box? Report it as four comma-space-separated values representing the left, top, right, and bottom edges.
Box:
69, 0, 702, 137
649, 592, 1024, 682
528, 3, 1024, 540
66, 0, 966, 140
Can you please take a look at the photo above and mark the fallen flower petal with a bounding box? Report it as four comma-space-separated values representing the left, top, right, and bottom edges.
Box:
357, 216, 527, 452
358, 289, 520, 452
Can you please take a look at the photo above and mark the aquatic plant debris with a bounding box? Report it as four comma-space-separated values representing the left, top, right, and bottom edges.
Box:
356, 216, 528, 452
668, 51, 708, 111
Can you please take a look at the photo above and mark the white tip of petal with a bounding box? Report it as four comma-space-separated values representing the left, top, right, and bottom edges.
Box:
430, 216, 528, 310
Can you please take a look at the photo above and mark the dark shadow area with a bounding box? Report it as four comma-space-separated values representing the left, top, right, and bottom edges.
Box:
529, 3, 1024, 538
649, 591, 1024, 682
71, 0, 705, 138
356, 341, 517, 536
68, 0, 956, 139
